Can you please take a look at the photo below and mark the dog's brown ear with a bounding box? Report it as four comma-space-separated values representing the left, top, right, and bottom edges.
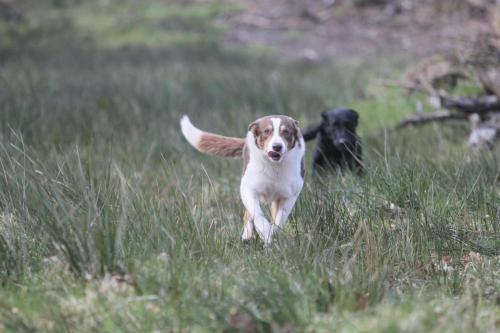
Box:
284, 115, 299, 127
248, 121, 259, 135
287, 117, 301, 147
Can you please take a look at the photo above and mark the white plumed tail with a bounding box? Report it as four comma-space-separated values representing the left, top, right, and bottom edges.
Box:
179, 115, 245, 158
180, 115, 203, 148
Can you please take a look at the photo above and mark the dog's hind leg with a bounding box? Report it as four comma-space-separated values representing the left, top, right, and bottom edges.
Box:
241, 209, 255, 241
271, 201, 279, 222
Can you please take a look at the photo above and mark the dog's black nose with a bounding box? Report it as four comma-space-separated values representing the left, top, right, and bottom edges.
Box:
272, 143, 283, 152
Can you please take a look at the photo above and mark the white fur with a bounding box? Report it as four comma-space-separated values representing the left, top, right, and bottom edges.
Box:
240, 129, 305, 245
180, 116, 202, 148
266, 118, 287, 160
180, 114, 305, 246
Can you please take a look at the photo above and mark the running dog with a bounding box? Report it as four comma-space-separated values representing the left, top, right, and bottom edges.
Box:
303, 108, 362, 173
180, 115, 305, 245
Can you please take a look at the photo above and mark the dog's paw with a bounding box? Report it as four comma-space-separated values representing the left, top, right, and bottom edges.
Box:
262, 241, 273, 250
241, 223, 255, 242
240, 232, 254, 242
271, 224, 283, 234
253, 216, 274, 245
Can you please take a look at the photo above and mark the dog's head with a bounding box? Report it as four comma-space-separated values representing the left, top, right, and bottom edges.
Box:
321, 108, 359, 149
248, 115, 300, 162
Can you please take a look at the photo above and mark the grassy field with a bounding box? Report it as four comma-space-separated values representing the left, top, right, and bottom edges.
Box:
0, 1, 499, 332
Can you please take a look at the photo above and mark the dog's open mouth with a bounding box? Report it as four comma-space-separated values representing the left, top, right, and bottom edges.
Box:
267, 151, 281, 161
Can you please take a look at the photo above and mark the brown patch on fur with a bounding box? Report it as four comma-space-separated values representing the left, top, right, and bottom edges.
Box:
243, 209, 252, 231
248, 115, 301, 151
271, 200, 279, 222
197, 133, 245, 158
249, 117, 274, 150
279, 116, 300, 150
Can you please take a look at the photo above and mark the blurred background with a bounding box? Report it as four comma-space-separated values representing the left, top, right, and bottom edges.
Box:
1, 0, 500, 149
1, 1, 500, 331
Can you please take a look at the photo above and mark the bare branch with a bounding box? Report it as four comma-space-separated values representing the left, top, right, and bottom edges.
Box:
440, 95, 500, 114
381, 80, 500, 115
396, 111, 467, 129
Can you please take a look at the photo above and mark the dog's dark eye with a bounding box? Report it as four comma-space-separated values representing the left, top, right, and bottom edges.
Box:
282, 129, 290, 135
263, 128, 271, 135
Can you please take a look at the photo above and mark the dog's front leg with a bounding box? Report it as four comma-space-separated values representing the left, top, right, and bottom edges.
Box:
240, 189, 273, 245
273, 194, 300, 233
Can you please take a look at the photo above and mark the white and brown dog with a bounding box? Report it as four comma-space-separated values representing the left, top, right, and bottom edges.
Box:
180, 115, 305, 245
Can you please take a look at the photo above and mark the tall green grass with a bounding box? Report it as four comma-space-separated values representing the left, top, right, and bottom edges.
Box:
0, 1, 499, 332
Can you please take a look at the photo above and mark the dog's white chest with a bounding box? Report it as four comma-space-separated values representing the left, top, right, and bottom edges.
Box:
248, 166, 301, 203
241, 145, 304, 204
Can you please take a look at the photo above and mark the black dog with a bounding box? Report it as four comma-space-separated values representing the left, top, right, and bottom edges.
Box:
303, 108, 362, 173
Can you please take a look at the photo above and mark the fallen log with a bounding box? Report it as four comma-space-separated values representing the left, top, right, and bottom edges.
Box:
396, 110, 467, 129
440, 95, 500, 114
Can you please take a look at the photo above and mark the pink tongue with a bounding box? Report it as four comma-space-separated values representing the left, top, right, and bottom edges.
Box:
268, 151, 280, 158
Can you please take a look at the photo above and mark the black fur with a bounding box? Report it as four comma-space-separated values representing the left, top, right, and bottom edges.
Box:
303, 108, 362, 173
